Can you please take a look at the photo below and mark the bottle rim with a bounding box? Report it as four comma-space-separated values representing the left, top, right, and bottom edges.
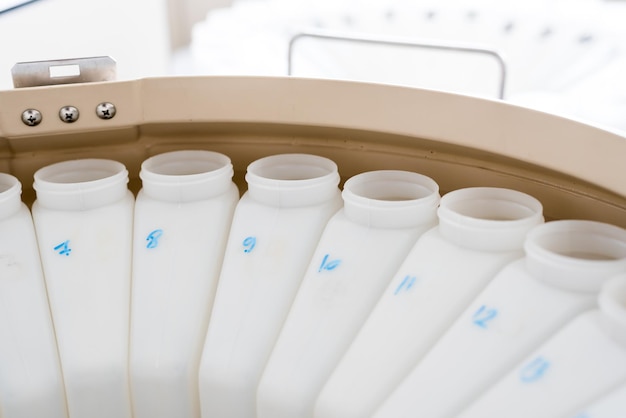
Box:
140, 150, 234, 202
437, 187, 544, 251
33, 159, 129, 210
525, 220, 626, 292
244, 153, 340, 207
342, 170, 440, 228
0, 173, 22, 220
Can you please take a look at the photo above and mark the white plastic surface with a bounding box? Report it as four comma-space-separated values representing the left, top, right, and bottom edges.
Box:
130, 151, 239, 418
315, 187, 543, 418
32, 159, 134, 418
459, 275, 626, 418
569, 382, 626, 418
375, 220, 626, 418
257, 170, 440, 418
0, 174, 67, 418
198, 154, 342, 418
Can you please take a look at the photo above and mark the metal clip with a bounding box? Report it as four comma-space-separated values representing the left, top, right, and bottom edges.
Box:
11, 56, 116, 88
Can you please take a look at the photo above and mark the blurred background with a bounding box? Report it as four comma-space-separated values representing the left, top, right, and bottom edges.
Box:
1, 0, 626, 133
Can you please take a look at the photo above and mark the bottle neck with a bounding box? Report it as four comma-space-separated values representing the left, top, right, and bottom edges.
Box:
140, 150, 234, 203
525, 220, 626, 293
598, 275, 626, 348
33, 159, 129, 211
0, 174, 22, 220
245, 153, 340, 208
342, 170, 439, 229
438, 187, 544, 252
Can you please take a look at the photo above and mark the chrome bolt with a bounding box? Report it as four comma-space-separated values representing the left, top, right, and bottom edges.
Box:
21, 109, 42, 126
59, 106, 79, 123
96, 102, 116, 120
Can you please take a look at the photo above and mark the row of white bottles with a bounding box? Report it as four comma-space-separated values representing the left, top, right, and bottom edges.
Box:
459, 273, 626, 418
1, 151, 241, 418
2, 151, 626, 418
374, 220, 626, 418
256, 170, 441, 418
0, 173, 68, 418
314, 187, 545, 418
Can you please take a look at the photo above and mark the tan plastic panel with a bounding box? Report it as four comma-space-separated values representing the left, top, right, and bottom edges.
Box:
0, 76, 624, 226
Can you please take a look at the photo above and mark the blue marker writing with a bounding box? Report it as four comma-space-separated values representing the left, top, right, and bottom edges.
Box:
472, 305, 498, 329
318, 254, 341, 272
146, 229, 164, 249
520, 356, 550, 383
394, 275, 417, 295
243, 236, 257, 253
54, 240, 72, 256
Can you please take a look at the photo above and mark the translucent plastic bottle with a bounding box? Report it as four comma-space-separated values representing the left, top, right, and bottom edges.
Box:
375, 220, 626, 418
0, 173, 68, 418
257, 170, 440, 418
314, 187, 544, 418
197, 154, 343, 418
569, 382, 626, 418
130, 151, 239, 418
31, 159, 134, 418
459, 274, 626, 418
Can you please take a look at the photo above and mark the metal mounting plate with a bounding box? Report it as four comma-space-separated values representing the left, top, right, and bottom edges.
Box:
11, 56, 116, 88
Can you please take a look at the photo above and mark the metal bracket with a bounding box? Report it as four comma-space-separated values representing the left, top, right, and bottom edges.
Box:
288, 30, 507, 100
11, 56, 117, 88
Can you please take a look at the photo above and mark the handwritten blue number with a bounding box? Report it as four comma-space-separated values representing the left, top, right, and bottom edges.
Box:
520, 357, 550, 383
146, 229, 164, 249
243, 236, 257, 253
54, 240, 72, 256
472, 305, 498, 329
394, 275, 417, 295
319, 254, 341, 272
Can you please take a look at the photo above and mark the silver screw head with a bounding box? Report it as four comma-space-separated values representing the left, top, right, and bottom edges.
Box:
59, 106, 79, 123
21, 109, 42, 126
96, 102, 116, 120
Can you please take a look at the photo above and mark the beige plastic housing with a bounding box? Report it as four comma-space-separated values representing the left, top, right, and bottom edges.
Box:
0, 76, 624, 227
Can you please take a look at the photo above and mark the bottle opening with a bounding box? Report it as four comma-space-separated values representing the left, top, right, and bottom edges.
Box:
344, 171, 439, 203
347, 179, 435, 202
245, 154, 340, 207
35, 159, 127, 186
0, 173, 22, 220
525, 220, 626, 292
531, 224, 626, 261
0, 173, 18, 194
33, 159, 129, 210
342, 170, 440, 228
254, 163, 331, 181
247, 154, 337, 183
140, 151, 234, 202
446, 199, 538, 221
142, 150, 230, 177
43, 168, 120, 184
438, 187, 544, 252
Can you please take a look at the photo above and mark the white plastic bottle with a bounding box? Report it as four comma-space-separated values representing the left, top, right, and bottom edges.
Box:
130, 150, 239, 418
458, 274, 626, 418
257, 170, 440, 418
197, 154, 343, 418
31, 159, 134, 418
375, 220, 626, 418
314, 187, 544, 418
0, 173, 68, 418
569, 382, 626, 418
